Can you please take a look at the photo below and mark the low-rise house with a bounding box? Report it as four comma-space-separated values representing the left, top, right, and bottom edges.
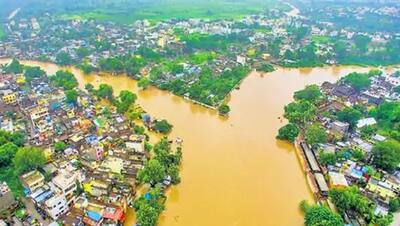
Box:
2, 92, 17, 104
0, 182, 16, 211
356, 118, 377, 129
328, 171, 349, 189
44, 192, 69, 220
20, 170, 45, 194
366, 178, 397, 202
52, 170, 78, 206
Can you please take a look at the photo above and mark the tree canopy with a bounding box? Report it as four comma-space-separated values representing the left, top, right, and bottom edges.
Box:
300, 201, 344, 226
13, 147, 46, 174
342, 72, 371, 92
277, 123, 300, 142
372, 140, 400, 172
294, 84, 323, 103
305, 123, 327, 147
51, 70, 78, 90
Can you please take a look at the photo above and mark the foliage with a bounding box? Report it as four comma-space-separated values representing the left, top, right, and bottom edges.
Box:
138, 77, 151, 89
329, 186, 375, 221
371, 102, 400, 141
134, 125, 145, 135
294, 85, 323, 103
5, 58, 23, 74
337, 107, 362, 129
300, 201, 344, 226
360, 125, 377, 139
95, 84, 114, 100
51, 70, 78, 90
218, 104, 230, 115
24, 66, 46, 82
133, 186, 165, 226
342, 72, 371, 92
154, 120, 173, 134
85, 83, 94, 92
319, 152, 337, 166
56, 51, 73, 65
138, 159, 167, 186
54, 141, 67, 153
255, 63, 275, 73
0, 143, 18, 167
305, 123, 327, 147
65, 89, 79, 104
115, 90, 137, 113
79, 62, 95, 74
389, 198, 400, 213
284, 100, 317, 125
13, 147, 46, 174
276, 123, 300, 143
372, 140, 400, 172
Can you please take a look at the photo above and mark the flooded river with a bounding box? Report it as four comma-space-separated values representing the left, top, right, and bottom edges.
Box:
0, 59, 375, 226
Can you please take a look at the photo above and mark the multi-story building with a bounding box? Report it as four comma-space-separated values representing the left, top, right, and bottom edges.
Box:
20, 170, 45, 194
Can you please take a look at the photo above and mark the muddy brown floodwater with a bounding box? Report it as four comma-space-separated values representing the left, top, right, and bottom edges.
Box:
0, 59, 380, 226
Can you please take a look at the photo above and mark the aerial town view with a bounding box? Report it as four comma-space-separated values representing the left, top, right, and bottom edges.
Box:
0, 0, 399, 226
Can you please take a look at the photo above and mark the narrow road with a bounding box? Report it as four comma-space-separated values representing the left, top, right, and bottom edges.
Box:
22, 198, 52, 226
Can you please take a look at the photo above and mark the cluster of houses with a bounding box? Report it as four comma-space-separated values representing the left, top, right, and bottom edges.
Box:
0, 66, 153, 225
299, 70, 400, 223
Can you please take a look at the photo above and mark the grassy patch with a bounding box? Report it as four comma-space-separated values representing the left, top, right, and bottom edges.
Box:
311, 35, 331, 44
0, 167, 24, 198
58, 0, 284, 24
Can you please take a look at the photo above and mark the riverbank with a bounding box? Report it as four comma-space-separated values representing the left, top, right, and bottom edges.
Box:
1, 58, 379, 225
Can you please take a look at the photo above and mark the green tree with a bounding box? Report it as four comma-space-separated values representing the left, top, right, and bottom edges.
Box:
154, 120, 173, 134
305, 123, 327, 147
116, 90, 137, 113
342, 72, 371, 92
95, 84, 114, 100
138, 77, 151, 89
51, 70, 78, 90
56, 51, 73, 66
13, 147, 46, 174
85, 83, 94, 92
138, 159, 167, 186
276, 123, 300, 142
24, 66, 46, 82
337, 107, 362, 129
65, 90, 79, 104
319, 152, 337, 166
79, 62, 94, 74
372, 140, 400, 172
54, 141, 67, 153
294, 85, 322, 103
354, 34, 371, 53
0, 143, 18, 167
76, 47, 92, 59
5, 58, 23, 74
394, 86, 400, 94
329, 186, 374, 219
218, 104, 231, 115
134, 187, 165, 226
300, 201, 344, 226
284, 100, 317, 125
389, 198, 400, 212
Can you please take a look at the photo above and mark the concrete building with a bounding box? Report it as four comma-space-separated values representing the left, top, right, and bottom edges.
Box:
52, 170, 78, 206
20, 170, 45, 193
0, 182, 16, 211
44, 193, 69, 220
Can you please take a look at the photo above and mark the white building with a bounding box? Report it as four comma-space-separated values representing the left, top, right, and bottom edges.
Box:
236, 55, 247, 65
44, 193, 69, 220
52, 170, 77, 206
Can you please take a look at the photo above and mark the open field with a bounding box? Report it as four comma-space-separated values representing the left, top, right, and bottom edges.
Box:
58, 0, 286, 23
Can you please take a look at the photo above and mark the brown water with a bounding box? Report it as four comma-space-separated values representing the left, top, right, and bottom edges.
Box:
0, 59, 375, 226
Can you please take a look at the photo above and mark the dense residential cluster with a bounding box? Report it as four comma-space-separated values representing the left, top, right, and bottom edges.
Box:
0, 59, 181, 226
1, 2, 399, 108
278, 69, 400, 226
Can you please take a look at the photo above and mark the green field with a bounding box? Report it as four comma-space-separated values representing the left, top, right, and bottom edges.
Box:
59, 0, 286, 24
